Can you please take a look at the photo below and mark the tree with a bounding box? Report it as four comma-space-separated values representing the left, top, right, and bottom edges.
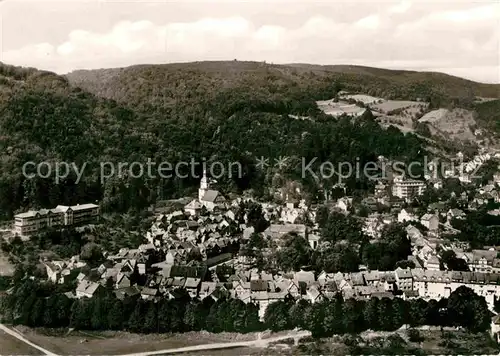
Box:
264, 300, 292, 332
407, 328, 424, 343
128, 299, 145, 333
80, 243, 104, 264
276, 233, 312, 272
447, 286, 490, 331
144, 302, 158, 333
342, 299, 363, 334
243, 202, 269, 233
183, 301, 204, 331
440, 250, 469, 271
107, 300, 124, 330
363, 298, 380, 331
289, 299, 310, 329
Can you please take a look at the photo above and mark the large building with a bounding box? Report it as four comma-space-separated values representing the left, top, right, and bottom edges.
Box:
391, 176, 426, 200
198, 168, 225, 211
14, 203, 99, 238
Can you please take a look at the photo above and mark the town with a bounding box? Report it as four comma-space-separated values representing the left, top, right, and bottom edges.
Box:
7, 149, 500, 343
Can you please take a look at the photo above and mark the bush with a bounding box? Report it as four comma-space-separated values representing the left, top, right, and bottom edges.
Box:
408, 328, 425, 343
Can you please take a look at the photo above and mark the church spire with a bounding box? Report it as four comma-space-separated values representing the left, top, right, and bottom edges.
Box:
199, 167, 209, 201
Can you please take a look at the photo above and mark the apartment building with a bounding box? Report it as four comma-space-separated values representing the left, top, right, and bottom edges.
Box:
14, 203, 99, 238
391, 176, 426, 200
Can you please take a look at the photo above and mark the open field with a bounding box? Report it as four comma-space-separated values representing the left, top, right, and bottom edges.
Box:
340, 94, 383, 105
419, 108, 477, 142
175, 347, 260, 356
0, 330, 43, 355
294, 328, 499, 355
12, 327, 268, 356
371, 100, 427, 115
316, 99, 366, 117
0, 249, 14, 276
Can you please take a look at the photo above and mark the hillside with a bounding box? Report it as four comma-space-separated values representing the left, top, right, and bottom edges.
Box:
0, 62, 156, 218
66, 61, 500, 115
0, 60, 432, 219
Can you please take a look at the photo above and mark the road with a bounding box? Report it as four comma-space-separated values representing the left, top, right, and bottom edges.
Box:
0, 323, 311, 356
119, 331, 312, 356
0, 323, 58, 356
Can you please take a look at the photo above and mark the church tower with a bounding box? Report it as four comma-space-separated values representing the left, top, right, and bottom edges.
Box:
199, 168, 209, 201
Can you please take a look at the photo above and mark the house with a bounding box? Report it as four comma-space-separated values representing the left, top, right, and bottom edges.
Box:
294, 269, 315, 287
44, 261, 65, 283
263, 224, 307, 240
242, 226, 255, 240
141, 287, 159, 300
308, 234, 320, 250
421, 213, 439, 231
395, 268, 413, 291
424, 255, 441, 271
116, 274, 131, 289
76, 280, 104, 298
184, 200, 202, 216
306, 286, 323, 304
380, 272, 396, 292
184, 277, 201, 298
398, 208, 417, 223
374, 181, 388, 197
336, 197, 353, 212
491, 315, 500, 342
468, 249, 497, 273
447, 209, 466, 221
199, 282, 217, 300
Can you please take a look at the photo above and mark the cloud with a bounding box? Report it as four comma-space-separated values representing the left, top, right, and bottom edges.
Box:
1, 1, 499, 83
389, 1, 412, 14
355, 15, 380, 29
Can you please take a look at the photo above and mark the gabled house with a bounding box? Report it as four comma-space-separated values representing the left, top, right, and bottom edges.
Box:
76, 280, 104, 298
184, 277, 201, 298
199, 281, 217, 300
184, 199, 202, 216
421, 213, 439, 231
398, 208, 417, 223
141, 287, 159, 301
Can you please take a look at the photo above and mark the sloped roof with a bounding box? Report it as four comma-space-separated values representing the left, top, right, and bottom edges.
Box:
201, 190, 221, 203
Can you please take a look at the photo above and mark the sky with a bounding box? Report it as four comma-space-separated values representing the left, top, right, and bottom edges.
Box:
0, 0, 499, 83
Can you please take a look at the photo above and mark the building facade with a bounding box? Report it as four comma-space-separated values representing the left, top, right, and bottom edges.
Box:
14, 203, 99, 238
392, 176, 426, 200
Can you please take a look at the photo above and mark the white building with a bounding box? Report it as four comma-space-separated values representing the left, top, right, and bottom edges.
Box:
421, 213, 439, 231
391, 176, 426, 200
14, 203, 99, 238
198, 168, 226, 211
398, 208, 418, 223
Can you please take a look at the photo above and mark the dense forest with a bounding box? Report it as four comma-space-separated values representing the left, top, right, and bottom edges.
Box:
0, 61, 499, 220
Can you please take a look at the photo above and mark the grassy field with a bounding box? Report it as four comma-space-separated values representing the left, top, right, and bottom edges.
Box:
13, 327, 263, 356
0, 330, 42, 355
0, 253, 14, 277
294, 328, 500, 355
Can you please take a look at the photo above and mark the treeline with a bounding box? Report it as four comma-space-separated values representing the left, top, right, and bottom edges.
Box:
451, 208, 500, 248
0, 279, 261, 333
0, 278, 490, 336
264, 285, 491, 337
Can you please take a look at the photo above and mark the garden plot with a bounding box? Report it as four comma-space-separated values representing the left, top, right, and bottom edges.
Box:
316, 99, 366, 117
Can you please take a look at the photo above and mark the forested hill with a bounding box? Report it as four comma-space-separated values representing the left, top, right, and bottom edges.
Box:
66, 61, 500, 113
0, 60, 496, 220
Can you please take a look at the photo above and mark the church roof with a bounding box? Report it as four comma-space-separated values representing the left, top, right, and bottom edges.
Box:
201, 190, 223, 203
